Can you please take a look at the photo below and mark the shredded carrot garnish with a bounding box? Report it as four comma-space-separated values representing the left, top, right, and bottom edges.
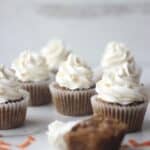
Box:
0, 144, 11, 150
128, 139, 139, 147
0, 140, 11, 146
17, 136, 36, 149
28, 136, 35, 142
128, 139, 150, 147
139, 141, 150, 147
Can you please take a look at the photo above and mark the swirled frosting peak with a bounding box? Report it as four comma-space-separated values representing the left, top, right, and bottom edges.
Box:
0, 79, 23, 104
12, 50, 49, 82
101, 42, 134, 68
0, 64, 16, 80
96, 70, 145, 105
41, 40, 69, 71
96, 42, 146, 105
56, 54, 93, 90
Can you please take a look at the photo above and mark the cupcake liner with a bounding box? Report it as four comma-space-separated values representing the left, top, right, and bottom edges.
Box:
91, 95, 148, 133
50, 83, 96, 116
0, 90, 29, 130
21, 81, 51, 106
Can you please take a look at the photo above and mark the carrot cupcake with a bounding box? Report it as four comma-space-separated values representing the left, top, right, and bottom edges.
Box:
91, 42, 148, 132
0, 78, 29, 129
50, 54, 95, 116
47, 115, 127, 150
12, 50, 54, 106
41, 40, 70, 74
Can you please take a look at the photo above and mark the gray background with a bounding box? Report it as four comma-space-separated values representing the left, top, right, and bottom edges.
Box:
0, 0, 150, 68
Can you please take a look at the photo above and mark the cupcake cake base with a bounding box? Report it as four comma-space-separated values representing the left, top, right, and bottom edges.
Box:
91, 95, 148, 133
0, 90, 29, 130
21, 81, 51, 106
50, 82, 95, 116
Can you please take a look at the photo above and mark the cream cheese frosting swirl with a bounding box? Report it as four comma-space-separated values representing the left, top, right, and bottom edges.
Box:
12, 50, 49, 82
0, 64, 17, 80
96, 42, 146, 105
0, 79, 23, 104
56, 54, 93, 90
96, 73, 145, 105
101, 42, 134, 68
41, 40, 69, 71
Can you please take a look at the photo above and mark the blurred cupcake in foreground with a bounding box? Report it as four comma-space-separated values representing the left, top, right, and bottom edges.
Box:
12, 50, 54, 106
41, 40, 70, 73
0, 78, 29, 129
91, 42, 148, 132
47, 115, 127, 150
50, 54, 95, 116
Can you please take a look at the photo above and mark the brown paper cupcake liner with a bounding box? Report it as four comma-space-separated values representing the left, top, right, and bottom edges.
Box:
50, 83, 96, 116
21, 81, 51, 106
0, 90, 29, 130
91, 95, 148, 133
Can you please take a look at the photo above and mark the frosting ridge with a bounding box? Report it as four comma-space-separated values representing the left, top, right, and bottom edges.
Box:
41, 40, 69, 71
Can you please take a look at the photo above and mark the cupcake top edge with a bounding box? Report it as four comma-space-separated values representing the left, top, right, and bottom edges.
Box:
41, 40, 70, 72
56, 54, 94, 90
11, 50, 50, 82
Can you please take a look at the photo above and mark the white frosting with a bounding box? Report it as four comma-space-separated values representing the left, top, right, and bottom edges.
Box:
12, 50, 50, 82
96, 42, 146, 105
0, 64, 16, 80
93, 67, 102, 83
47, 120, 78, 150
96, 71, 145, 105
0, 79, 23, 104
101, 42, 134, 68
41, 40, 69, 71
56, 54, 93, 90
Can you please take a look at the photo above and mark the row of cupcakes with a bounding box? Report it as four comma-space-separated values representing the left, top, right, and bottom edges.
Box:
0, 40, 70, 129
0, 41, 148, 132
50, 42, 148, 133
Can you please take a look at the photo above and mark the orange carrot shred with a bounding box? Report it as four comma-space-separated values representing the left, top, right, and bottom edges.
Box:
17, 136, 36, 149
139, 141, 150, 147
128, 139, 150, 148
0, 144, 11, 150
0, 140, 11, 146
128, 139, 139, 147
28, 136, 35, 142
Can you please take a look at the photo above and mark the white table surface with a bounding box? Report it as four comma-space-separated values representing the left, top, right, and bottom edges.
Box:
0, 102, 149, 150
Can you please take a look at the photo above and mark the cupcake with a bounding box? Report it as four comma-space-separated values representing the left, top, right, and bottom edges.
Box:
41, 40, 70, 74
12, 50, 54, 106
0, 79, 29, 129
47, 115, 127, 150
50, 54, 95, 116
91, 42, 148, 132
